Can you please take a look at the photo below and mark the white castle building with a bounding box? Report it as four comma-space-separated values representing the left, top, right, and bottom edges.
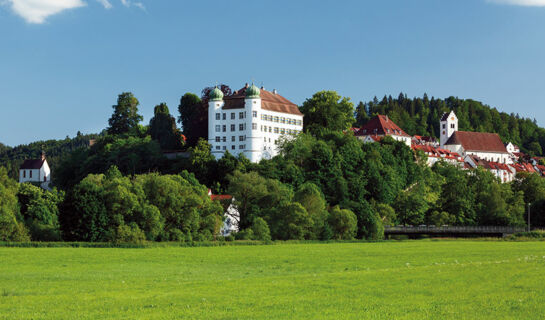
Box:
208, 84, 304, 162
440, 111, 512, 164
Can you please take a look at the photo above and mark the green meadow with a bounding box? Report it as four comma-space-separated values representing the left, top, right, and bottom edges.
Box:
1, 241, 545, 319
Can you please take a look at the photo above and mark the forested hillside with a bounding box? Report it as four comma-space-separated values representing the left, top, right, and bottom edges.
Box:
0, 132, 100, 179
355, 94, 545, 156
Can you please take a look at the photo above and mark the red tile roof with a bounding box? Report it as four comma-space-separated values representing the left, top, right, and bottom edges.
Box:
445, 131, 508, 153
20, 159, 45, 170
211, 195, 233, 201
411, 145, 462, 161
354, 115, 410, 137
222, 86, 303, 115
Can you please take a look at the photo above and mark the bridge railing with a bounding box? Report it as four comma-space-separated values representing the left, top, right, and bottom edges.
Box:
384, 225, 526, 234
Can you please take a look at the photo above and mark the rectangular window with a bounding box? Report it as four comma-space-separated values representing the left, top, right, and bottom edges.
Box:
269, 127, 272, 133
222, 113, 226, 120
297, 120, 302, 126
451, 124, 455, 129
280, 128, 285, 134
239, 136, 245, 141
222, 136, 226, 142
231, 136, 235, 142
274, 127, 279, 134
231, 145, 235, 150
261, 114, 266, 121
268, 115, 273, 121
215, 113, 220, 120
222, 125, 226, 132
231, 124, 235, 132
252, 123, 257, 130
216, 146, 221, 150
239, 112, 244, 119
222, 146, 226, 150
260, 125, 263, 132
30, 171, 32, 178
264, 137, 267, 142
231, 113, 235, 120
253, 111, 257, 118
239, 145, 245, 150
280, 117, 285, 124
23, 171, 26, 178
215, 125, 221, 132
273, 116, 279, 123
442, 124, 446, 129
215, 137, 220, 142
239, 124, 244, 131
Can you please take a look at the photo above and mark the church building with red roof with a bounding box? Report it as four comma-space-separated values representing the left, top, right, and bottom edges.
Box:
440, 111, 512, 165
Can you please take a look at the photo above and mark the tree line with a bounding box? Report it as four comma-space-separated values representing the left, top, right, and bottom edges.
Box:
1, 88, 544, 243
355, 94, 545, 156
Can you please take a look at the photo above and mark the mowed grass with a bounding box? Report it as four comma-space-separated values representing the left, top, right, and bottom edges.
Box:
1, 241, 545, 319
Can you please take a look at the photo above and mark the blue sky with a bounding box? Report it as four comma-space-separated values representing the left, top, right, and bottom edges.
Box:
1, 0, 545, 146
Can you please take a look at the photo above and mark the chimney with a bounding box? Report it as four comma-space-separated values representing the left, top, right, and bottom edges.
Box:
261, 86, 265, 90
41, 151, 46, 161
245, 83, 249, 88
273, 89, 277, 95
385, 115, 389, 122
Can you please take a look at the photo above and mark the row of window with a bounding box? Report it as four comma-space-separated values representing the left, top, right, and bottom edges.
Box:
260, 114, 302, 126
361, 128, 403, 135
215, 123, 247, 132
216, 111, 250, 121
261, 125, 301, 135
442, 124, 455, 129
215, 136, 246, 142
21, 170, 48, 182
215, 145, 246, 151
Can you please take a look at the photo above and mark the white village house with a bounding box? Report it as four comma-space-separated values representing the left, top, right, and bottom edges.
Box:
19, 152, 51, 188
208, 83, 304, 163
352, 115, 412, 147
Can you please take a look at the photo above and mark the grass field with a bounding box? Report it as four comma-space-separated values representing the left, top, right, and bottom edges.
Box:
1, 241, 545, 319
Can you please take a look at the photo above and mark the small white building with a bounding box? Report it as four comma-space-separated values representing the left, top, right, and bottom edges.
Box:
208, 84, 304, 163
353, 115, 412, 147
440, 111, 512, 164
19, 152, 51, 188
208, 190, 239, 236
505, 142, 520, 154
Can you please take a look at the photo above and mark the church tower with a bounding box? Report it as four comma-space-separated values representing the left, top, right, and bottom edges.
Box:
440, 110, 458, 147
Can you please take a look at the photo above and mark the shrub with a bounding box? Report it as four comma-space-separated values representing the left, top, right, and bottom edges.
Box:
251, 217, 271, 242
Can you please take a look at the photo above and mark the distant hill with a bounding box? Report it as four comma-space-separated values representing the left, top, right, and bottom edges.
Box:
356, 94, 545, 156
0, 132, 100, 180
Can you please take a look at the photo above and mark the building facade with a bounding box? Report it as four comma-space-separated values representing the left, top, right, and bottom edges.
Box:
440, 111, 512, 164
208, 84, 304, 162
353, 115, 412, 147
19, 152, 51, 188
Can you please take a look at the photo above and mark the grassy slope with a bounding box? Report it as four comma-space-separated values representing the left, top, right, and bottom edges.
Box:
0, 241, 545, 319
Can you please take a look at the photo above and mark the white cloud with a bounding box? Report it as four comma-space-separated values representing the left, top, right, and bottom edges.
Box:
2, 0, 145, 24
487, 0, 545, 6
96, 0, 111, 9
119, 0, 145, 11
4, 0, 86, 23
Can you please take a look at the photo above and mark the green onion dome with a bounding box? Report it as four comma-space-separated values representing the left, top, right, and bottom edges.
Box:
209, 87, 224, 101
246, 84, 261, 99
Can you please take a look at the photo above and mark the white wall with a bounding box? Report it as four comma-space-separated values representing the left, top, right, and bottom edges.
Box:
19, 160, 50, 184
208, 98, 303, 163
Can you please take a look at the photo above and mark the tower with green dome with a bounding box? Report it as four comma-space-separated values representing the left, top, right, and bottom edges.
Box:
209, 86, 224, 101
245, 84, 260, 99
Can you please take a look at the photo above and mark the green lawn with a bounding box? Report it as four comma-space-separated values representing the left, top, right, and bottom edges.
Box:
1, 241, 545, 319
